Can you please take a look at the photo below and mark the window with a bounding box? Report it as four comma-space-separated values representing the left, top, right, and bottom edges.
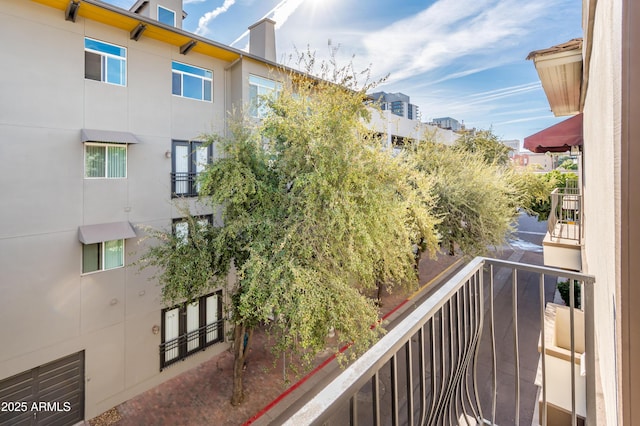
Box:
85, 38, 126, 86
82, 239, 124, 273
173, 215, 212, 246
172, 61, 212, 102
249, 74, 281, 118
85, 143, 127, 178
171, 140, 211, 197
160, 291, 223, 369
157, 6, 176, 26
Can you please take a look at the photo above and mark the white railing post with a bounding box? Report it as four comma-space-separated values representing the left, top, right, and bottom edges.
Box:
584, 280, 597, 426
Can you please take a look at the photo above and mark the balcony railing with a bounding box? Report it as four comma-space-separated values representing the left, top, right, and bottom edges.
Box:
283, 257, 595, 426
548, 184, 582, 243
159, 319, 224, 370
171, 172, 201, 198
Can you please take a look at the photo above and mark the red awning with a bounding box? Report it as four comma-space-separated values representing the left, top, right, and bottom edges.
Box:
524, 113, 583, 153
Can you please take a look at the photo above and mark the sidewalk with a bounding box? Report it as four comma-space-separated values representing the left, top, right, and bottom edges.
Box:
88, 251, 463, 426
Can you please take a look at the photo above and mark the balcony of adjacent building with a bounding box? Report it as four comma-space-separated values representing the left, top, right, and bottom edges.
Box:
278, 257, 595, 426
523, 112, 584, 273
542, 182, 583, 272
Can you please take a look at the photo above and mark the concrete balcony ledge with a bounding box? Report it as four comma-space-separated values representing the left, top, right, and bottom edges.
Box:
537, 303, 586, 424
543, 224, 583, 271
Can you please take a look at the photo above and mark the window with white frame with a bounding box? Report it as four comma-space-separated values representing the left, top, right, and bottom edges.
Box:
84, 38, 126, 86
82, 239, 124, 273
85, 143, 127, 178
172, 61, 212, 102
249, 74, 281, 118
171, 140, 210, 197
160, 291, 223, 369
157, 5, 176, 26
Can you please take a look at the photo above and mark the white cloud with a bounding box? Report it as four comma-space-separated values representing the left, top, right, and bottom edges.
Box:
495, 115, 556, 125
360, 0, 553, 83
195, 0, 237, 36
184, 0, 207, 4
230, 0, 307, 48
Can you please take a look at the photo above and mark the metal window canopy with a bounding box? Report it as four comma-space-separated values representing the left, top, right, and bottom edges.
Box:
78, 221, 137, 244
81, 128, 140, 144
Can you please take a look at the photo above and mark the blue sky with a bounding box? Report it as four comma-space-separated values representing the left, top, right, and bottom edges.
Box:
108, 0, 582, 146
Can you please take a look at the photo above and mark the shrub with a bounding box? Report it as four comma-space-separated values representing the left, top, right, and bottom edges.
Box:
557, 280, 581, 309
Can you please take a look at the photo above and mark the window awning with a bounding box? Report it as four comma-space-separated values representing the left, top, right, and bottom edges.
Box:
78, 221, 137, 244
81, 128, 140, 144
523, 113, 583, 153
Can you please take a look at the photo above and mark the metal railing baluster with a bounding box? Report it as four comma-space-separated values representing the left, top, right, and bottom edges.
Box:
540, 273, 548, 426
281, 258, 595, 426
570, 279, 577, 426
372, 372, 380, 426
489, 264, 497, 425
406, 339, 414, 426
513, 268, 521, 426
418, 327, 427, 425
390, 354, 398, 426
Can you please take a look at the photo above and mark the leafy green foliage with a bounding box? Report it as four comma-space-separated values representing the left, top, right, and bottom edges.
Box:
201, 59, 440, 364
137, 212, 215, 306
557, 280, 581, 309
525, 170, 579, 221
509, 166, 556, 218
409, 141, 517, 256
453, 129, 512, 167
557, 156, 578, 170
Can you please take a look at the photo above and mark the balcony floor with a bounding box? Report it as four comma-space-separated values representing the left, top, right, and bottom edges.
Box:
546, 222, 581, 246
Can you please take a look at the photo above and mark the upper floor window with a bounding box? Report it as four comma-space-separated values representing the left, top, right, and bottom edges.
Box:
158, 6, 176, 26
171, 140, 211, 197
82, 239, 124, 273
85, 143, 127, 178
249, 74, 281, 118
172, 61, 212, 102
85, 38, 126, 86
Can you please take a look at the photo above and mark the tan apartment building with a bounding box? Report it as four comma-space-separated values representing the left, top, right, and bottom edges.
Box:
527, 0, 639, 422
0, 0, 290, 423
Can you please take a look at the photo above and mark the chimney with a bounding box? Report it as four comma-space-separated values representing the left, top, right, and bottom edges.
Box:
248, 18, 276, 62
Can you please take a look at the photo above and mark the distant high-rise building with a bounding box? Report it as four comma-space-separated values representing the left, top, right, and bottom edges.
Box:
369, 91, 420, 120
432, 117, 462, 131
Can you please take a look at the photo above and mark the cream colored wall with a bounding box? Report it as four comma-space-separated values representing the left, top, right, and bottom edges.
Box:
581, 0, 622, 424
0, 1, 233, 419
367, 108, 458, 147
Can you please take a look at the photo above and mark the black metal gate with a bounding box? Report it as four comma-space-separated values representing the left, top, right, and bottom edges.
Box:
0, 351, 85, 426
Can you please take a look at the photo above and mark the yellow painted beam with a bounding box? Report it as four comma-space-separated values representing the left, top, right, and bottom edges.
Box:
32, 0, 241, 62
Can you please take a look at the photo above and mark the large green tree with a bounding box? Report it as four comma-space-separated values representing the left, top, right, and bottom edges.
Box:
520, 169, 579, 221
409, 140, 518, 256
141, 57, 440, 405
453, 128, 513, 167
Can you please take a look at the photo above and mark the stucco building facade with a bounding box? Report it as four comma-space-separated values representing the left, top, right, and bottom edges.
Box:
0, 0, 287, 422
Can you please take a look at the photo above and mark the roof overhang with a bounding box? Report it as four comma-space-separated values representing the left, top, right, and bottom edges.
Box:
524, 113, 583, 153
78, 221, 137, 244
33, 0, 243, 62
81, 128, 140, 144
527, 39, 583, 117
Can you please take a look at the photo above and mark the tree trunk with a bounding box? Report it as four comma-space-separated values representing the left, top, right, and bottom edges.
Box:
230, 324, 253, 406
449, 239, 455, 256
376, 281, 384, 307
